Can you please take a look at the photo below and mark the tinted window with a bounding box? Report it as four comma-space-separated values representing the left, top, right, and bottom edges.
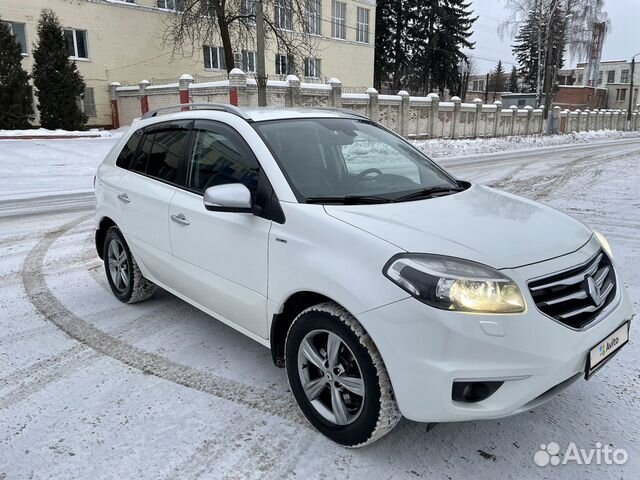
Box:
131, 133, 154, 174
146, 129, 188, 183
116, 129, 143, 169
188, 122, 259, 193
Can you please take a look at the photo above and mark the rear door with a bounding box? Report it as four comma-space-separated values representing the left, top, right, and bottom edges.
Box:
114, 120, 191, 285
168, 119, 271, 338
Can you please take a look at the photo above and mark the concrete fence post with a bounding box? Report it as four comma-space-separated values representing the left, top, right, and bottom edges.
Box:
509, 105, 518, 135
575, 109, 582, 131
621, 110, 627, 131
472, 98, 483, 138
109, 82, 121, 129
493, 101, 502, 137
366, 87, 379, 121
139, 79, 150, 115
428, 93, 439, 138
398, 90, 410, 137
327, 78, 342, 108
451, 96, 461, 138
634, 110, 639, 130
538, 105, 545, 133
524, 105, 533, 134
592, 109, 599, 130
583, 108, 591, 131
229, 68, 247, 106
286, 75, 301, 107
551, 106, 561, 134
178, 74, 193, 110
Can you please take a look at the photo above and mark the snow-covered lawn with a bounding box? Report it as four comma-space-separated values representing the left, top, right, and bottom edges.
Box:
0, 128, 125, 138
0, 134, 639, 478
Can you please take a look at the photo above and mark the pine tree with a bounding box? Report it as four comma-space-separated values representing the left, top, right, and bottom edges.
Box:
0, 19, 33, 129
511, 7, 541, 93
375, 0, 476, 94
489, 60, 507, 101
32, 9, 86, 130
508, 65, 519, 92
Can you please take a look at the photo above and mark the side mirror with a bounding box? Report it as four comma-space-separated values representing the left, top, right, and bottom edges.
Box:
203, 183, 252, 213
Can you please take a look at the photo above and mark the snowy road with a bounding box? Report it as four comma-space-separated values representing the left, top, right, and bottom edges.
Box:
1, 136, 639, 479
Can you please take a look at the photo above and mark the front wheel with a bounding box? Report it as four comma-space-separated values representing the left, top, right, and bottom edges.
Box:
285, 302, 401, 447
103, 226, 156, 304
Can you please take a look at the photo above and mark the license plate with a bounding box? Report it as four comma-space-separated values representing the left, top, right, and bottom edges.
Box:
585, 321, 630, 379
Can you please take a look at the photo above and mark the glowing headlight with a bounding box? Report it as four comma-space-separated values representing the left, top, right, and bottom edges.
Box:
593, 230, 612, 258
384, 254, 525, 313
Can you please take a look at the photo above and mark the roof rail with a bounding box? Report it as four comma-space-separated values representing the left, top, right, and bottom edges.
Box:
311, 107, 371, 120
141, 103, 253, 121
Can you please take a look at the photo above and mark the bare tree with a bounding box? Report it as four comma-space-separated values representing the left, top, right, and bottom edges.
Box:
163, 0, 321, 77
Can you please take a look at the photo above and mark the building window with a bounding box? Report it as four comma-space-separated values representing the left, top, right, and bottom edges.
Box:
157, 0, 184, 11
2, 21, 27, 54
64, 29, 88, 59
306, 0, 321, 35
203, 45, 226, 70
275, 54, 291, 75
331, 0, 346, 40
241, 0, 256, 23
242, 49, 256, 73
305, 57, 321, 78
616, 88, 627, 102
274, 0, 293, 30
577, 74, 583, 84
606, 70, 615, 83
356, 7, 369, 43
597, 71, 603, 85
81, 87, 96, 117
621, 69, 630, 84
472, 79, 484, 91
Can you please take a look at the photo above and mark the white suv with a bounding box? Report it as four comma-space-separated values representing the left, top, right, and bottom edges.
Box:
95, 105, 632, 447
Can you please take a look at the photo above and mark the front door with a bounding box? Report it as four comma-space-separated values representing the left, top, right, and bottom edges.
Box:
168, 120, 271, 338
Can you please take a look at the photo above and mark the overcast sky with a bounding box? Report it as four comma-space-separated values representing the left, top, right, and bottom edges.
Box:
466, 0, 639, 74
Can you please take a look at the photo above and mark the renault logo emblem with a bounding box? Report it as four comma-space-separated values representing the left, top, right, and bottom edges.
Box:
586, 276, 601, 306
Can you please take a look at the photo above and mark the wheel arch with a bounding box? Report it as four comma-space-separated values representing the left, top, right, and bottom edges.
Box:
95, 216, 117, 259
270, 291, 371, 368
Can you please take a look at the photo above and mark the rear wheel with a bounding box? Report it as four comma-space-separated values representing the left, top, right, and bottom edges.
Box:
285, 302, 401, 447
103, 227, 156, 304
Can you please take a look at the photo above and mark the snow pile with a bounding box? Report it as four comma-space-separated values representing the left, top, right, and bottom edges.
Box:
0, 127, 127, 138
414, 130, 640, 158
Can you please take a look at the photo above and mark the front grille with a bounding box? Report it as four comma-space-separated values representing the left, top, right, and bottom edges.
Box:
528, 250, 617, 329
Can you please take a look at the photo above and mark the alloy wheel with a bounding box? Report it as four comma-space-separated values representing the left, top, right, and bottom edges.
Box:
297, 329, 365, 425
107, 238, 129, 292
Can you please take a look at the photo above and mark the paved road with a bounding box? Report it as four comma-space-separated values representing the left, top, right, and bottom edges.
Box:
1, 137, 639, 479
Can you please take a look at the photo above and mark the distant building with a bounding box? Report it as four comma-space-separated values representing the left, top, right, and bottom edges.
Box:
1, 0, 376, 127
558, 60, 639, 110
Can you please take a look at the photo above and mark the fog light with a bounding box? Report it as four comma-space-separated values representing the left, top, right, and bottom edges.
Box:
452, 381, 503, 403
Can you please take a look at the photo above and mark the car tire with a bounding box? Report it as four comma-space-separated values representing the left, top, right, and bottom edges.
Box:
285, 302, 401, 447
103, 226, 156, 304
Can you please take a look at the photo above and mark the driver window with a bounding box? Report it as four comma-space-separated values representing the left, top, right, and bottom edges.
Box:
341, 132, 421, 183
187, 122, 259, 194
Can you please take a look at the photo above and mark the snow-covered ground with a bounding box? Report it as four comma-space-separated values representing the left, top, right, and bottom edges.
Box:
0, 134, 639, 479
0, 128, 124, 138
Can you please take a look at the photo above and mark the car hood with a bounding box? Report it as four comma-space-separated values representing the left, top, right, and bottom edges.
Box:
324, 184, 592, 269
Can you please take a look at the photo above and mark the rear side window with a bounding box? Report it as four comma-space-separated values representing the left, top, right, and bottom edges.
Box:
131, 133, 154, 174
115, 129, 143, 169
146, 129, 189, 183
188, 121, 259, 193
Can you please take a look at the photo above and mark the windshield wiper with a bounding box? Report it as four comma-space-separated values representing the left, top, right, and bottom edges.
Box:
306, 195, 393, 205
392, 185, 465, 203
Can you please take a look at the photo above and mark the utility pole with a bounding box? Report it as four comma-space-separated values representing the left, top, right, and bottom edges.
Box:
628, 53, 639, 122
535, 0, 543, 106
255, 0, 267, 107
484, 72, 490, 103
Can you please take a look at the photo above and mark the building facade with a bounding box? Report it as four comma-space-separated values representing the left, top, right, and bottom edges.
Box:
558, 60, 640, 110
1, 0, 376, 127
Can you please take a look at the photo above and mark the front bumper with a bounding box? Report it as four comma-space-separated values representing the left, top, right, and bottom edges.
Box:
358, 240, 634, 423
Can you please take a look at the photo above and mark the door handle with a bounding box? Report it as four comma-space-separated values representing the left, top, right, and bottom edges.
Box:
117, 193, 131, 203
171, 213, 190, 226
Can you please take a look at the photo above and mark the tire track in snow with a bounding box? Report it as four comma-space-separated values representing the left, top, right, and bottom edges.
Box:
20, 215, 303, 424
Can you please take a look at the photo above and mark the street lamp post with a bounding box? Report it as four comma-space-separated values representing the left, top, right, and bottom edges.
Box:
628, 52, 640, 122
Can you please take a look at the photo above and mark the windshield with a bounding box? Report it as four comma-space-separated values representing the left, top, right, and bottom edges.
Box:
253, 118, 461, 203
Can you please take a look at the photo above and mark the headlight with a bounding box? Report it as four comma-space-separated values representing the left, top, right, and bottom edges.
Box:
593, 230, 612, 257
384, 254, 525, 313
